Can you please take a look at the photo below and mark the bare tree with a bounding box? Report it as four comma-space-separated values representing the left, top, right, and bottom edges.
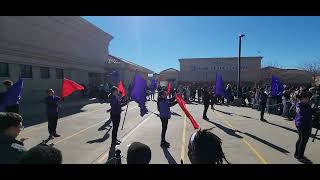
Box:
299, 57, 320, 75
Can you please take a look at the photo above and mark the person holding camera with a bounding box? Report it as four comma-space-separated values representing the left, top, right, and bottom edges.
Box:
294, 92, 314, 163
109, 86, 128, 146
19, 145, 62, 164
187, 129, 228, 164
0, 112, 26, 164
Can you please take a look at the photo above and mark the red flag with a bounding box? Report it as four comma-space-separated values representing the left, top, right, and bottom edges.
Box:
118, 80, 126, 97
61, 78, 84, 98
165, 82, 171, 97
175, 94, 199, 129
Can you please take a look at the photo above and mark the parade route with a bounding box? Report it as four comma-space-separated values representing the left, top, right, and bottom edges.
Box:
18, 100, 320, 164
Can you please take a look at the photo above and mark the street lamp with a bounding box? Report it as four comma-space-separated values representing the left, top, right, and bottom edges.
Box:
237, 33, 245, 98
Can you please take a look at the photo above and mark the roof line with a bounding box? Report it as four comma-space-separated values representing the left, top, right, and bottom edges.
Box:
179, 56, 263, 60
160, 68, 180, 73
108, 55, 153, 73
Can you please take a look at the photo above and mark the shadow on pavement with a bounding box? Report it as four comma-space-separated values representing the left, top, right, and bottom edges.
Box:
87, 119, 112, 144
162, 147, 177, 164
266, 121, 320, 141
215, 109, 233, 116
241, 132, 290, 154
171, 111, 182, 117
21, 98, 98, 128
87, 128, 111, 144
215, 108, 262, 120
152, 112, 160, 118
98, 118, 112, 131
204, 119, 242, 139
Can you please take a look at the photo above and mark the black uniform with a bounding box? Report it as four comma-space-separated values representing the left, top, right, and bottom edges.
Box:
0, 134, 27, 164
259, 90, 268, 121
110, 95, 127, 145
5, 104, 19, 114
197, 88, 202, 103
210, 89, 215, 109
202, 88, 211, 120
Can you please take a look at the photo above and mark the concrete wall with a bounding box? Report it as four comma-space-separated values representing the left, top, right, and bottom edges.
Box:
179, 57, 262, 83
0, 16, 113, 103
0, 62, 91, 103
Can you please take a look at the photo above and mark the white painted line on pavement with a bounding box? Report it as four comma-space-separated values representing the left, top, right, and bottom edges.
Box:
51, 106, 139, 145
180, 115, 187, 164
21, 105, 138, 135
94, 111, 156, 164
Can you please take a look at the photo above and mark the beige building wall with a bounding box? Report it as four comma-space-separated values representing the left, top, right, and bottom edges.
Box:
179, 57, 262, 83
106, 55, 153, 91
159, 68, 179, 86
0, 16, 113, 103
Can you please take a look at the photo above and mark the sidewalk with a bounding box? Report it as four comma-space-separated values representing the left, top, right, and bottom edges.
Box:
20, 97, 99, 127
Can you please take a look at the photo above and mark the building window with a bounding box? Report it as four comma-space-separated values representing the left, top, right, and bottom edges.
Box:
56, 68, 64, 79
0, 62, 9, 77
20, 64, 33, 78
40, 67, 50, 79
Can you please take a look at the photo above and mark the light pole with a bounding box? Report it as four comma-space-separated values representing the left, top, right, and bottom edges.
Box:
237, 33, 245, 98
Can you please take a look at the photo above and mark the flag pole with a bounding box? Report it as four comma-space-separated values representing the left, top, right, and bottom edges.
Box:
121, 69, 138, 130
121, 101, 129, 130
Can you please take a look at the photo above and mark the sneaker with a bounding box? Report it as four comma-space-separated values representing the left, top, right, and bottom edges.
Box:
161, 141, 170, 148
203, 117, 209, 120
260, 118, 267, 122
53, 134, 61, 137
48, 135, 54, 140
112, 141, 121, 146
116, 139, 122, 143
297, 157, 312, 164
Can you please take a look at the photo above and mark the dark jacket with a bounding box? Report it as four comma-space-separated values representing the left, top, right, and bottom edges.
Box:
0, 134, 27, 164
294, 102, 314, 129
157, 97, 177, 119
45, 95, 61, 116
110, 95, 127, 115
202, 89, 211, 104
259, 91, 268, 105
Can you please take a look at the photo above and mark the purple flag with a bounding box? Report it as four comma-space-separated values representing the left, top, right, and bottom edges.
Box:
215, 73, 225, 97
271, 75, 284, 96
150, 79, 157, 93
0, 78, 23, 111
130, 73, 148, 116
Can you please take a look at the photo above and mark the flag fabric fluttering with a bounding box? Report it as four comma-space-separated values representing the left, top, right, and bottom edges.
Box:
61, 78, 84, 99
130, 72, 148, 117
165, 82, 171, 97
150, 79, 157, 93
215, 73, 225, 97
118, 80, 126, 97
271, 75, 284, 96
175, 94, 199, 129
0, 78, 24, 111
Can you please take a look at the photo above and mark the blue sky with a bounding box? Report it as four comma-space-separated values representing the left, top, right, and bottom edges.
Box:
83, 16, 320, 73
